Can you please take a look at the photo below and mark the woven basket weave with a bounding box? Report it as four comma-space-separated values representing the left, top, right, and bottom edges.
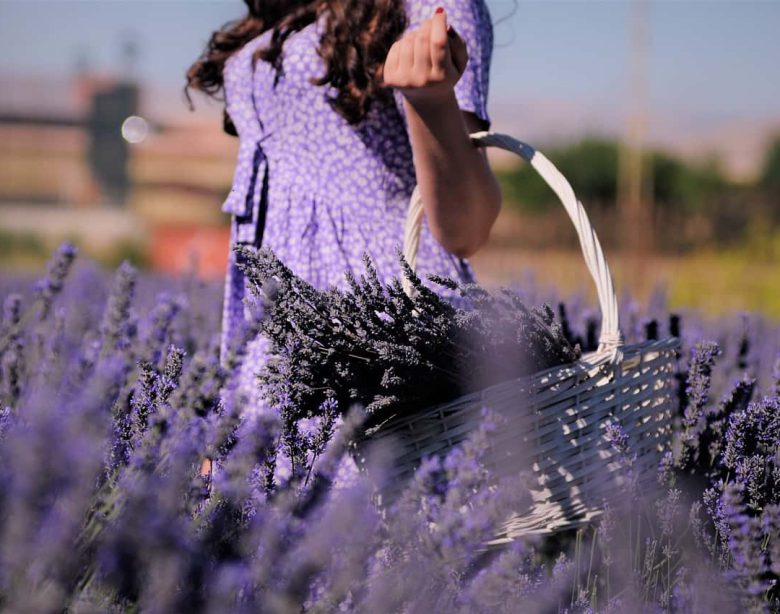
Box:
360, 132, 680, 544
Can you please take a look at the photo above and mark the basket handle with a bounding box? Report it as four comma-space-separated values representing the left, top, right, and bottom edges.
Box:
401, 131, 623, 358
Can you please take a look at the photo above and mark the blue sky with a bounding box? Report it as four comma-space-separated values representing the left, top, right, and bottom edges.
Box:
1, 0, 778, 117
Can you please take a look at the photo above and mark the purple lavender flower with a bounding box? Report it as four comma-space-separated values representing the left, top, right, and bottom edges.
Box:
656, 488, 682, 538
32, 241, 77, 322
0, 243, 777, 612
770, 353, 780, 399
139, 291, 185, 367
722, 395, 780, 511
0, 293, 24, 406
684, 341, 721, 432
604, 419, 639, 501
99, 260, 138, 359
676, 340, 722, 469
720, 481, 774, 600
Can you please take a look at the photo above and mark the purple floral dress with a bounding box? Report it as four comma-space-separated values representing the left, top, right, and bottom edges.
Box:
219, 0, 493, 458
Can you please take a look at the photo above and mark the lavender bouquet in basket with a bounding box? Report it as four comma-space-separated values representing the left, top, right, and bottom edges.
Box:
235, 244, 580, 437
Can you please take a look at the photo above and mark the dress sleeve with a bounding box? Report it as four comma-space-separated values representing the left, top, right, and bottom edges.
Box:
392, 0, 494, 131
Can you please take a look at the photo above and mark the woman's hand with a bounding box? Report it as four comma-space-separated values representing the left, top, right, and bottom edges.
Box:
380, 6, 502, 259
382, 7, 469, 108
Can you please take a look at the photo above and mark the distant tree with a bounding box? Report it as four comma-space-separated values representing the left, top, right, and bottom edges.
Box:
497, 138, 729, 217
754, 134, 780, 227
495, 138, 619, 214
494, 137, 760, 251
651, 151, 727, 214
760, 134, 780, 192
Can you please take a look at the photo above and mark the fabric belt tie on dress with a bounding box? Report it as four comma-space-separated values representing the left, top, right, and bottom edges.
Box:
221, 136, 270, 246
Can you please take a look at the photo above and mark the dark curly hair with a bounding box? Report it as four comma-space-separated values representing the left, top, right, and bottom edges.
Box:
184, 0, 408, 135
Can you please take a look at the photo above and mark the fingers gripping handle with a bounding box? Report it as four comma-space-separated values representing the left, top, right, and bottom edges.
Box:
402, 131, 623, 361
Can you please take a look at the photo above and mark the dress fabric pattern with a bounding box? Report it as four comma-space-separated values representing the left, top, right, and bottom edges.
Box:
219, 0, 494, 426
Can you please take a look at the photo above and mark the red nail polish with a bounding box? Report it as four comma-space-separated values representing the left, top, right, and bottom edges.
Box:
435, 6, 444, 14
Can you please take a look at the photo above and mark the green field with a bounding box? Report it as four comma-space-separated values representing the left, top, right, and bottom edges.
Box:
471, 245, 780, 321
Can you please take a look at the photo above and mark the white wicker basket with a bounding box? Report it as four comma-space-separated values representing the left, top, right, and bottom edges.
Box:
361, 132, 680, 543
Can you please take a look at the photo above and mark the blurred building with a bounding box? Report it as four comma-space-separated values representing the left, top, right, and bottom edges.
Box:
0, 62, 236, 278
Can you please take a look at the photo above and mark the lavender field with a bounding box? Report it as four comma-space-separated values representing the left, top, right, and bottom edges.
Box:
0, 242, 779, 613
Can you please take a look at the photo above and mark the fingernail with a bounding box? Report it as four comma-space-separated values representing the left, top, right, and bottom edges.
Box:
435, 6, 444, 14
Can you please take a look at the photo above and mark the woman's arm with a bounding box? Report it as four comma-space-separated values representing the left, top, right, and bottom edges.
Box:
383, 6, 501, 259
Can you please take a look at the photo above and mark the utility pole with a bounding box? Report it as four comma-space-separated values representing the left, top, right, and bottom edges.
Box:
618, 0, 653, 295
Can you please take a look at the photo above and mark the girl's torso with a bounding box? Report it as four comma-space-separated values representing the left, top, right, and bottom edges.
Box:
220, 11, 476, 293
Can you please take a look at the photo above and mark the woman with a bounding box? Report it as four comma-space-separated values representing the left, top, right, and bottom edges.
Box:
185, 0, 502, 483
